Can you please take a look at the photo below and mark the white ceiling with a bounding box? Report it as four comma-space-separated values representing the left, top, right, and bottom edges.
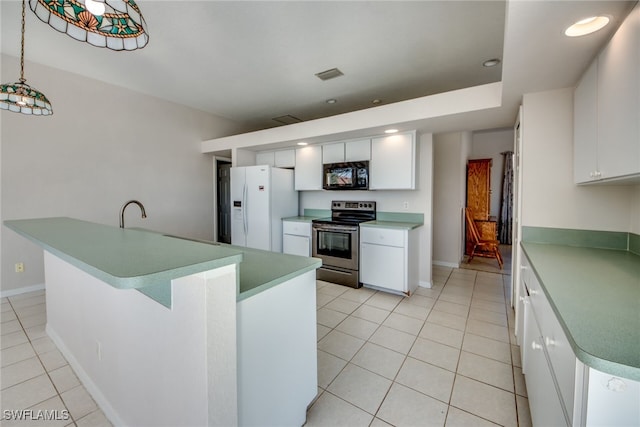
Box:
1, 0, 637, 134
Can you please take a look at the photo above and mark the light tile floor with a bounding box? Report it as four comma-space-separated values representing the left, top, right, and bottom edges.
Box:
1, 290, 111, 427
1, 265, 530, 427
307, 266, 531, 427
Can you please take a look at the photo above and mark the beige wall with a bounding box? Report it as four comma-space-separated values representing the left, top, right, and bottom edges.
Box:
1, 55, 243, 294
521, 88, 634, 232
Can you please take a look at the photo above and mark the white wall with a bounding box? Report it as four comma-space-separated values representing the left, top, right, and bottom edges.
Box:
299, 133, 434, 286
1, 55, 243, 294
471, 128, 514, 218
432, 131, 472, 267
521, 88, 634, 232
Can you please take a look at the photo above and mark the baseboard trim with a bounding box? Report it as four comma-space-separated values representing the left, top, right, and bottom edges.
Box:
418, 280, 432, 289
46, 325, 124, 427
0, 283, 45, 299
432, 261, 460, 269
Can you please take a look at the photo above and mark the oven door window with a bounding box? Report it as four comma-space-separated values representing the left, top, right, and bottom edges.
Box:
316, 230, 352, 259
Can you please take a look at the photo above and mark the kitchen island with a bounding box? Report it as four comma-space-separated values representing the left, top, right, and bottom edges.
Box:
4, 218, 321, 427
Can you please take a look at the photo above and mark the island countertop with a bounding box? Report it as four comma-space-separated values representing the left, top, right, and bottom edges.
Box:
521, 242, 640, 381
4, 218, 321, 305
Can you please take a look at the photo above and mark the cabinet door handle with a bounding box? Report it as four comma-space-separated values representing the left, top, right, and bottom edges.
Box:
530, 289, 538, 296
531, 341, 543, 351
545, 337, 556, 347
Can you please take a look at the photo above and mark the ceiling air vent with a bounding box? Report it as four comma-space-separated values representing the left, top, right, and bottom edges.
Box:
272, 115, 303, 125
315, 68, 344, 81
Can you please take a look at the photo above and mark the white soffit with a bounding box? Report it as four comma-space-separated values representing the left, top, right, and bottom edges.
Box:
201, 82, 503, 153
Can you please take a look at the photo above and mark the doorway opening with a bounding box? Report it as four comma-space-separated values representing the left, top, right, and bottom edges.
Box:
216, 160, 232, 244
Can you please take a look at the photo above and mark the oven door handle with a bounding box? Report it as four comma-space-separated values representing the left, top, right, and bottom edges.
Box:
312, 224, 359, 232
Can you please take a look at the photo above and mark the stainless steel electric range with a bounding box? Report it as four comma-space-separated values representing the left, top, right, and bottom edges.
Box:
312, 201, 376, 288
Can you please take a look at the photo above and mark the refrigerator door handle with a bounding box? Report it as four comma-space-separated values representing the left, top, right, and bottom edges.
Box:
243, 183, 248, 237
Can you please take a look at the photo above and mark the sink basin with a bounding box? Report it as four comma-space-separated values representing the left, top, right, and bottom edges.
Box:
162, 234, 221, 246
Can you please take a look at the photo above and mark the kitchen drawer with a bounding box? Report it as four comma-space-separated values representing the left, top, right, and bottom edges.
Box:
360, 227, 405, 247
283, 221, 311, 237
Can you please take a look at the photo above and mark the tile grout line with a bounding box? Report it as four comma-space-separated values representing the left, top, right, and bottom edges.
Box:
3, 295, 84, 427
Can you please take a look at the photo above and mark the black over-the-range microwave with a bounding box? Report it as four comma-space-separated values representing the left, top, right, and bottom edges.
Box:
323, 161, 369, 190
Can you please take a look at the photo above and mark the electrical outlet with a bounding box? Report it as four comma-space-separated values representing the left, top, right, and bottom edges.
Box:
15, 263, 24, 273
402, 201, 409, 210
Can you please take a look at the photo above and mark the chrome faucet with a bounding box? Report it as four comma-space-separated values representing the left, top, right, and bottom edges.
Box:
119, 200, 147, 228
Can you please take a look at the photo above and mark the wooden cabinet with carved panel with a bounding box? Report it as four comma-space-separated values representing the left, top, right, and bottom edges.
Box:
466, 159, 497, 255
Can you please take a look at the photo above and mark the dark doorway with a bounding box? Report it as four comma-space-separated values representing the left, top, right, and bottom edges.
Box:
217, 160, 232, 244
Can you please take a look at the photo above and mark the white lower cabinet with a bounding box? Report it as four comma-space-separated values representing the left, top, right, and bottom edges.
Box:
518, 251, 640, 427
523, 303, 568, 427
359, 226, 419, 295
520, 253, 572, 426
282, 220, 312, 257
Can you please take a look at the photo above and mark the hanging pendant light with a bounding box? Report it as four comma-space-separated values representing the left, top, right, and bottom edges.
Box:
29, 0, 149, 51
0, 0, 53, 116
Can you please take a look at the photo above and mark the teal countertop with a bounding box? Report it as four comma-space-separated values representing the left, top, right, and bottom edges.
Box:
360, 220, 423, 230
229, 244, 321, 301
521, 242, 640, 381
4, 218, 321, 307
282, 216, 321, 223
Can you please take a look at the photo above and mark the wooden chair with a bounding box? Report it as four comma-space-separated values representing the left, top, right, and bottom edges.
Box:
465, 208, 503, 270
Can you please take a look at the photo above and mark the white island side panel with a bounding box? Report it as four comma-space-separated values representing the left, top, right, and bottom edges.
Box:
44, 251, 238, 427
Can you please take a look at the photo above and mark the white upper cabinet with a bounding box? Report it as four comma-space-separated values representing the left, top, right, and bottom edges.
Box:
274, 149, 295, 168
256, 151, 276, 167
596, 4, 639, 180
574, 60, 599, 183
295, 145, 322, 190
322, 139, 371, 164
369, 131, 416, 190
255, 149, 296, 168
574, 4, 640, 184
322, 143, 344, 164
345, 139, 371, 162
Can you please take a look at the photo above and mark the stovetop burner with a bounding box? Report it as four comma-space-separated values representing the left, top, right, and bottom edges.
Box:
312, 200, 376, 226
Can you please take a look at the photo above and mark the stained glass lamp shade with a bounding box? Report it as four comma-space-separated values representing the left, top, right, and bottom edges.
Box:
29, 0, 149, 51
0, 81, 53, 116
0, 0, 53, 116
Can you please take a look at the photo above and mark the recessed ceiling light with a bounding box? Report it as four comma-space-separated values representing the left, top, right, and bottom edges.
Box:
385, 129, 399, 134
482, 58, 501, 67
326, 99, 337, 104
565, 16, 610, 37
297, 142, 308, 146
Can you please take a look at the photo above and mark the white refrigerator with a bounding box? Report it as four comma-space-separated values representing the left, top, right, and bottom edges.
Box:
231, 165, 298, 252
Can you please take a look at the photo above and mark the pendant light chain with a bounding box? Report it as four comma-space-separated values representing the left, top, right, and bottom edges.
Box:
19, 0, 26, 84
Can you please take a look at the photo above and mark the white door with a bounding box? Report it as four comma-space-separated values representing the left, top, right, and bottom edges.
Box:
246, 166, 271, 250
231, 167, 247, 247
511, 107, 523, 309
